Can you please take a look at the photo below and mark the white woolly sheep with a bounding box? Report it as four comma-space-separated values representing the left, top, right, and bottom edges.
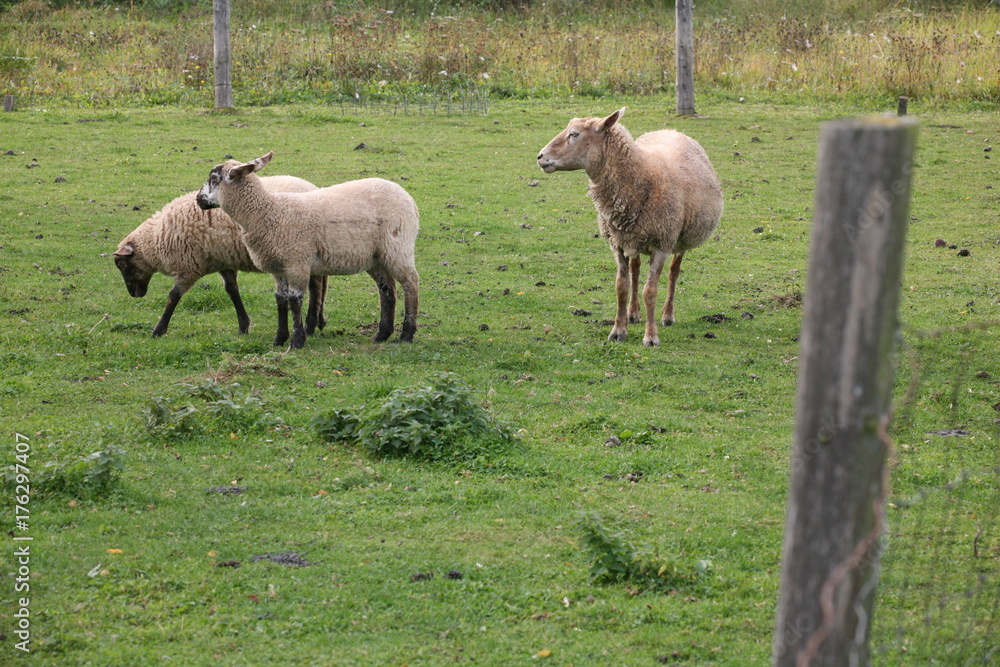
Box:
195, 152, 420, 349
114, 175, 329, 337
537, 108, 723, 346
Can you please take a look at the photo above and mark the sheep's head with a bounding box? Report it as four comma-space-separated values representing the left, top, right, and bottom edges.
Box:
113, 241, 153, 298
196, 151, 274, 211
537, 108, 625, 175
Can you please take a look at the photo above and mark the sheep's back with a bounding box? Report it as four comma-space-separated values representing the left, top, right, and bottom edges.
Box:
262, 175, 319, 196
128, 192, 255, 277
122, 175, 319, 280
635, 129, 721, 194
266, 178, 419, 276
633, 129, 723, 253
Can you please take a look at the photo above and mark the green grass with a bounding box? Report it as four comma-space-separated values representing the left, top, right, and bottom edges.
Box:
0, 98, 997, 664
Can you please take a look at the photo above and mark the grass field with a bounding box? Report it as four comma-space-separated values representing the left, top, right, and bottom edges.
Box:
0, 95, 997, 664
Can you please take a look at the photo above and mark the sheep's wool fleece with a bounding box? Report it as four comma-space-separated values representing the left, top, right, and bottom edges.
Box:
223, 177, 419, 280
118, 175, 318, 278
119, 192, 255, 277
589, 125, 723, 258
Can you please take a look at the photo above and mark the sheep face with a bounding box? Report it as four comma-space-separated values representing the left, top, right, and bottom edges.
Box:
196, 152, 274, 211
113, 243, 154, 298
537, 108, 625, 175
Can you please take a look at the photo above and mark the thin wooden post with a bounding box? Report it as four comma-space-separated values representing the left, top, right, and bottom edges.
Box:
213, 0, 232, 109
675, 0, 695, 116
772, 117, 919, 667
897, 96, 908, 116
3, 95, 14, 112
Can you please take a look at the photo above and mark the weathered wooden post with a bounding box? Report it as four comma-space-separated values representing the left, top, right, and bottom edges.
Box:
675, 0, 695, 116
3, 94, 15, 112
213, 0, 233, 109
897, 96, 908, 116
772, 117, 919, 667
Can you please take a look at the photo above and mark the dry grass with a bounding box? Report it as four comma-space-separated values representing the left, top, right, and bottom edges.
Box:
1, 2, 997, 106
700, 8, 1000, 103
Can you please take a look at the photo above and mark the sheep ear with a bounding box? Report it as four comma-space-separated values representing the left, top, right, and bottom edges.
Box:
599, 107, 626, 132
114, 243, 134, 257
251, 151, 274, 171
228, 152, 273, 181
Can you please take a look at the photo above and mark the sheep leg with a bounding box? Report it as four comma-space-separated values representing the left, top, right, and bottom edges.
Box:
152, 285, 185, 337
152, 277, 196, 337
306, 275, 327, 336
273, 276, 296, 347
274, 290, 290, 347
627, 256, 642, 323
661, 252, 685, 327
219, 270, 251, 335
369, 268, 397, 343
642, 251, 669, 347
398, 268, 419, 343
317, 276, 328, 330
288, 290, 306, 349
608, 248, 631, 342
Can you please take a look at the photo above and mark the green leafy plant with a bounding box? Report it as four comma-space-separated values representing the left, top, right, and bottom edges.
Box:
140, 395, 201, 440
140, 379, 282, 441
574, 511, 712, 592
314, 372, 516, 462
3, 446, 125, 498
313, 408, 363, 444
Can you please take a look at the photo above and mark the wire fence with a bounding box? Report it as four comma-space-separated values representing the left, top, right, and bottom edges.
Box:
872, 326, 999, 665
331, 88, 491, 116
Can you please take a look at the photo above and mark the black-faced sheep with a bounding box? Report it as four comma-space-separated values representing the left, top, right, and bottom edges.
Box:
537, 108, 723, 346
114, 176, 328, 337
195, 152, 420, 349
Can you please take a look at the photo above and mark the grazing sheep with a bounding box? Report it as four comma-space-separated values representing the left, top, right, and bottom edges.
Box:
114, 176, 329, 337
195, 152, 420, 349
537, 108, 723, 346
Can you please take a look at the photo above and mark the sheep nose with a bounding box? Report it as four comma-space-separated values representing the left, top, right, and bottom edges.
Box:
537, 153, 544, 160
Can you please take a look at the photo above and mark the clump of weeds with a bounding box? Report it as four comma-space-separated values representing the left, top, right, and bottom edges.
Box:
313, 372, 517, 464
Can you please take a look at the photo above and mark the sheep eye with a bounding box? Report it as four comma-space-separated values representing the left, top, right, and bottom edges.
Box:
569, 131, 580, 138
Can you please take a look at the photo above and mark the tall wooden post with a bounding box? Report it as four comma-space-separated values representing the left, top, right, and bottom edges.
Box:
675, 0, 695, 116
772, 117, 918, 667
213, 0, 233, 109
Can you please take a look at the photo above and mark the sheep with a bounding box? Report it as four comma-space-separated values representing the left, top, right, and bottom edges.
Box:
114, 175, 329, 337
537, 108, 723, 347
195, 151, 420, 349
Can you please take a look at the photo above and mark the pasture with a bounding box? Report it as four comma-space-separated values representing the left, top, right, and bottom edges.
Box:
1, 96, 996, 665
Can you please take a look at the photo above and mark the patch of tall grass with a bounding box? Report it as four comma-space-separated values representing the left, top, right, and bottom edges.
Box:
1, 0, 996, 107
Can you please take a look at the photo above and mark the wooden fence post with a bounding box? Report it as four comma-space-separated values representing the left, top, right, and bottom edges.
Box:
897, 96, 908, 116
675, 0, 695, 116
772, 117, 919, 667
213, 0, 233, 109
3, 95, 14, 112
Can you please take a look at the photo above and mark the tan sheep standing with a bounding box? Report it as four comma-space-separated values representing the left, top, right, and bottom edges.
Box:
537, 108, 723, 347
195, 152, 420, 349
114, 176, 328, 337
